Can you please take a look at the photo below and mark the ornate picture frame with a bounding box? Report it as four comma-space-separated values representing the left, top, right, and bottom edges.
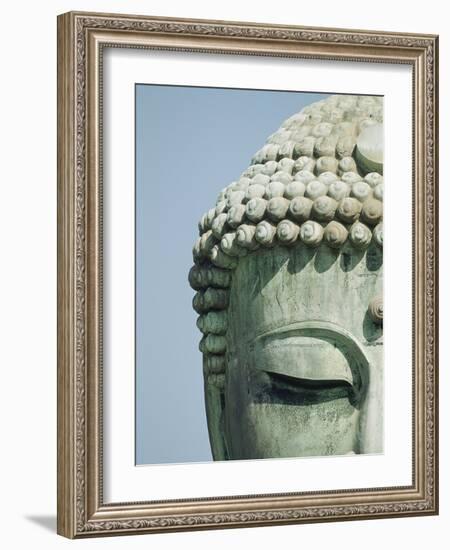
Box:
57, 11, 438, 538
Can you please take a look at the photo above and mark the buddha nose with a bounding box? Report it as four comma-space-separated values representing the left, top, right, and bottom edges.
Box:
357, 360, 383, 455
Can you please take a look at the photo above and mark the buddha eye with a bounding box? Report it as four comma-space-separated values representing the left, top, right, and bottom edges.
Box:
254, 336, 359, 389
268, 371, 354, 392
249, 321, 372, 406
265, 371, 358, 406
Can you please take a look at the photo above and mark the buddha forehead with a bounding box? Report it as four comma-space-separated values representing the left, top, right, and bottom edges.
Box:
227, 243, 382, 346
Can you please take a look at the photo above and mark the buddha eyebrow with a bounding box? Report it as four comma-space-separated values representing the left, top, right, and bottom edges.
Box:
250, 321, 370, 369
253, 320, 351, 341
263, 341, 332, 349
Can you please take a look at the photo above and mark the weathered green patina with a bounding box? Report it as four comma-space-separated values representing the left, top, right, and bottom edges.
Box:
189, 94, 383, 460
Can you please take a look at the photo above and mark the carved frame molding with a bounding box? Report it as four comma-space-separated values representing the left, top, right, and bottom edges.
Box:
57, 11, 438, 538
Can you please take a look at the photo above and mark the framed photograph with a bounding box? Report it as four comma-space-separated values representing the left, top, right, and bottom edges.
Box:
57, 11, 439, 538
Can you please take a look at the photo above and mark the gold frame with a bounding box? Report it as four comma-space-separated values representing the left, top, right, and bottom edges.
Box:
57, 11, 439, 539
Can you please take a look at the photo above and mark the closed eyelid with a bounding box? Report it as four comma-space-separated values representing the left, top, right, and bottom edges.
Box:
249, 321, 369, 394
254, 341, 357, 388
267, 371, 355, 394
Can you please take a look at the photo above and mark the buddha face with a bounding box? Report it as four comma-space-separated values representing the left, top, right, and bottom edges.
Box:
220, 242, 383, 460
191, 94, 384, 461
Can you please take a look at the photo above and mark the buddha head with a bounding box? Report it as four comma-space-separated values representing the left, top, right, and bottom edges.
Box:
189, 94, 383, 461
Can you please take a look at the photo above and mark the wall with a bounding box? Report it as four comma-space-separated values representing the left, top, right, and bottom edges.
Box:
0, 0, 447, 548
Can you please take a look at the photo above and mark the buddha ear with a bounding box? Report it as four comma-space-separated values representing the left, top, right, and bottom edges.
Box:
203, 356, 229, 460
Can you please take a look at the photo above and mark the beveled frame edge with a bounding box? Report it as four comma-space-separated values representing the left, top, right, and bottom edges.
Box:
57, 10, 439, 539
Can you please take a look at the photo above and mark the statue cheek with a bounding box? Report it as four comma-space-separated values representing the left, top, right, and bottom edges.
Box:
224, 376, 361, 459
